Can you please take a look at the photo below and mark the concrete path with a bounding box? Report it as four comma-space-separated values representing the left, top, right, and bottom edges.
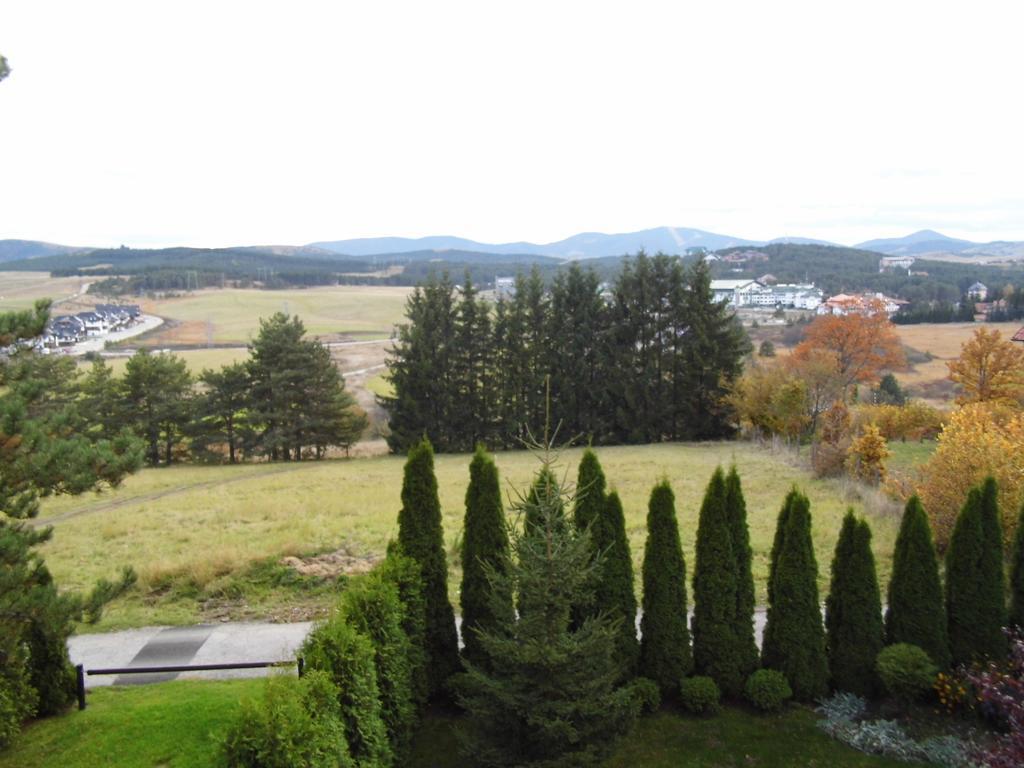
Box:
70, 609, 770, 689
70, 314, 164, 355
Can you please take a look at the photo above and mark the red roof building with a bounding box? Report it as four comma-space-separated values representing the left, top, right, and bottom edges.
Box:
1012, 326, 1024, 343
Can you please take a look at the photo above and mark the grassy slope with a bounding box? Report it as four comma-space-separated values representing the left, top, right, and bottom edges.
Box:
1, 682, 911, 768
87, 347, 251, 377
131, 285, 411, 346
0, 272, 87, 311
40, 443, 904, 630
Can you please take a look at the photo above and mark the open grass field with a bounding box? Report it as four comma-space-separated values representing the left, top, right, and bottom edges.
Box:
127, 285, 411, 347
0, 681, 912, 768
38, 443, 906, 630
87, 347, 251, 377
0, 272, 89, 311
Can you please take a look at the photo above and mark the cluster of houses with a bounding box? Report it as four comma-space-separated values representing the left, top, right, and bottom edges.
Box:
41, 304, 142, 349
709, 279, 824, 311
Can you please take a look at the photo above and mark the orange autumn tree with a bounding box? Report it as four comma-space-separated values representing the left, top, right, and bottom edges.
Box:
793, 302, 905, 391
947, 326, 1024, 406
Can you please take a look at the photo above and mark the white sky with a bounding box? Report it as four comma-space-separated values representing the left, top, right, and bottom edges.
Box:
2, 0, 1023, 249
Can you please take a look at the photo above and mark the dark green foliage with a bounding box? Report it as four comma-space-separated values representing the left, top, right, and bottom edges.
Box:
594, 491, 639, 677
220, 671, 354, 768
724, 467, 759, 685
1010, 500, 1024, 630
631, 677, 661, 714
456, 452, 642, 767
692, 468, 743, 697
875, 374, 906, 405
121, 349, 193, 466
460, 446, 512, 670
301, 618, 392, 768
946, 483, 1006, 666
195, 363, 252, 463
679, 676, 721, 716
761, 489, 829, 702
978, 477, 1007, 654
379, 548, 429, 711
876, 644, 937, 708
885, 496, 950, 668
340, 575, 416, 757
639, 481, 693, 693
0, 646, 35, 750
758, 339, 775, 357
825, 513, 884, 696
396, 439, 460, 696
744, 669, 793, 713
574, 449, 607, 534
767, 489, 797, 607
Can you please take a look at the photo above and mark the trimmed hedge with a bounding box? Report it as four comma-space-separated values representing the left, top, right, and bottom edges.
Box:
744, 669, 792, 713
679, 676, 721, 716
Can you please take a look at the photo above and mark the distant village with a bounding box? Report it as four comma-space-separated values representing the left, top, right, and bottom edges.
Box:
41, 304, 143, 349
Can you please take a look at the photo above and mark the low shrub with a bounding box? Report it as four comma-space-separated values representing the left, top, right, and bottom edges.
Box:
679, 676, 720, 716
876, 643, 937, 707
631, 676, 661, 714
744, 669, 792, 713
0, 647, 37, 750
221, 671, 353, 768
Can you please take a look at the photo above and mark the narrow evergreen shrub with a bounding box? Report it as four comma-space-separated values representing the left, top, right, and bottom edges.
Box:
396, 438, 460, 695
761, 489, 829, 702
724, 466, 759, 685
460, 445, 512, 670
639, 480, 693, 693
978, 477, 1007, 657
884, 496, 950, 669
340, 574, 416, 757
1010, 499, 1024, 630
574, 448, 607, 533
876, 644, 937, 708
379, 547, 428, 711
692, 468, 743, 697
301, 617, 392, 768
221, 671, 354, 768
744, 669, 793, 713
595, 491, 639, 677
825, 512, 884, 696
946, 482, 1006, 665
679, 676, 721, 715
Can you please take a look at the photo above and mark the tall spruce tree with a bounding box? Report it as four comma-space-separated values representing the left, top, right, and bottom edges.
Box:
1010, 499, 1024, 630
724, 466, 759, 684
946, 482, 1006, 665
594, 491, 639, 677
456, 451, 642, 767
460, 445, 513, 669
692, 468, 744, 697
885, 496, 950, 668
639, 480, 693, 693
761, 489, 829, 702
825, 513, 884, 696
396, 438, 460, 695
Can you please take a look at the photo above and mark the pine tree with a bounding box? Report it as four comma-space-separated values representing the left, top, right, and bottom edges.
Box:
724, 466, 759, 684
594, 491, 639, 677
825, 512, 884, 696
456, 450, 642, 767
1010, 499, 1024, 630
761, 489, 829, 702
692, 468, 743, 696
460, 445, 513, 669
639, 480, 692, 693
396, 438, 460, 696
946, 481, 1006, 665
885, 496, 950, 669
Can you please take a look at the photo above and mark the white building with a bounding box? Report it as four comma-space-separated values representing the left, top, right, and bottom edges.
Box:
747, 283, 823, 310
879, 256, 915, 273
494, 276, 516, 299
710, 279, 764, 308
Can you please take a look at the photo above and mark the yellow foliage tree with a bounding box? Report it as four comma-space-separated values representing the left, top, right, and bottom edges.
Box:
917, 402, 1024, 550
947, 327, 1024, 405
853, 402, 946, 442
846, 423, 890, 485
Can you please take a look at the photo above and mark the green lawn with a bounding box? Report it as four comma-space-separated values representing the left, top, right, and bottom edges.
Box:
886, 440, 937, 474
1, 682, 914, 768
85, 347, 251, 377
39, 443, 903, 630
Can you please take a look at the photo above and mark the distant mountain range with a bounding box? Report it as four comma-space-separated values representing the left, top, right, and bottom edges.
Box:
3, 227, 1023, 265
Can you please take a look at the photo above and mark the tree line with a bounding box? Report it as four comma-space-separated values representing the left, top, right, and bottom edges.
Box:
383, 253, 750, 453
80, 312, 366, 465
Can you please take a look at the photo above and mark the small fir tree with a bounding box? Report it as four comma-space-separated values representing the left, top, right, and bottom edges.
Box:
946, 483, 1006, 665
460, 446, 513, 670
692, 468, 744, 697
885, 496, 950, 669
724, 466, 759, 686
639, 480, 693, 693
825, 513, 884, 696
761, 489, 829, 702
396, 438, 460, 696
1010, 500, 1024, 630
594, 491, 639, 677
456, 448, 642, 767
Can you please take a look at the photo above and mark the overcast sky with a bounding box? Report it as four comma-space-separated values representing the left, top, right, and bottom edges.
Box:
2, 1, 1023, 249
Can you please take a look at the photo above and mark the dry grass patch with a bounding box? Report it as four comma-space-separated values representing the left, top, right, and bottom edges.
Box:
0, 272, 88, 310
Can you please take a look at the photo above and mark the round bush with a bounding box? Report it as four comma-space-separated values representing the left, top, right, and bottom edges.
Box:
876, 643, 937, 707
679, 676, 721, 715
744, 669, 793, 713
631, 676, 661, 714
